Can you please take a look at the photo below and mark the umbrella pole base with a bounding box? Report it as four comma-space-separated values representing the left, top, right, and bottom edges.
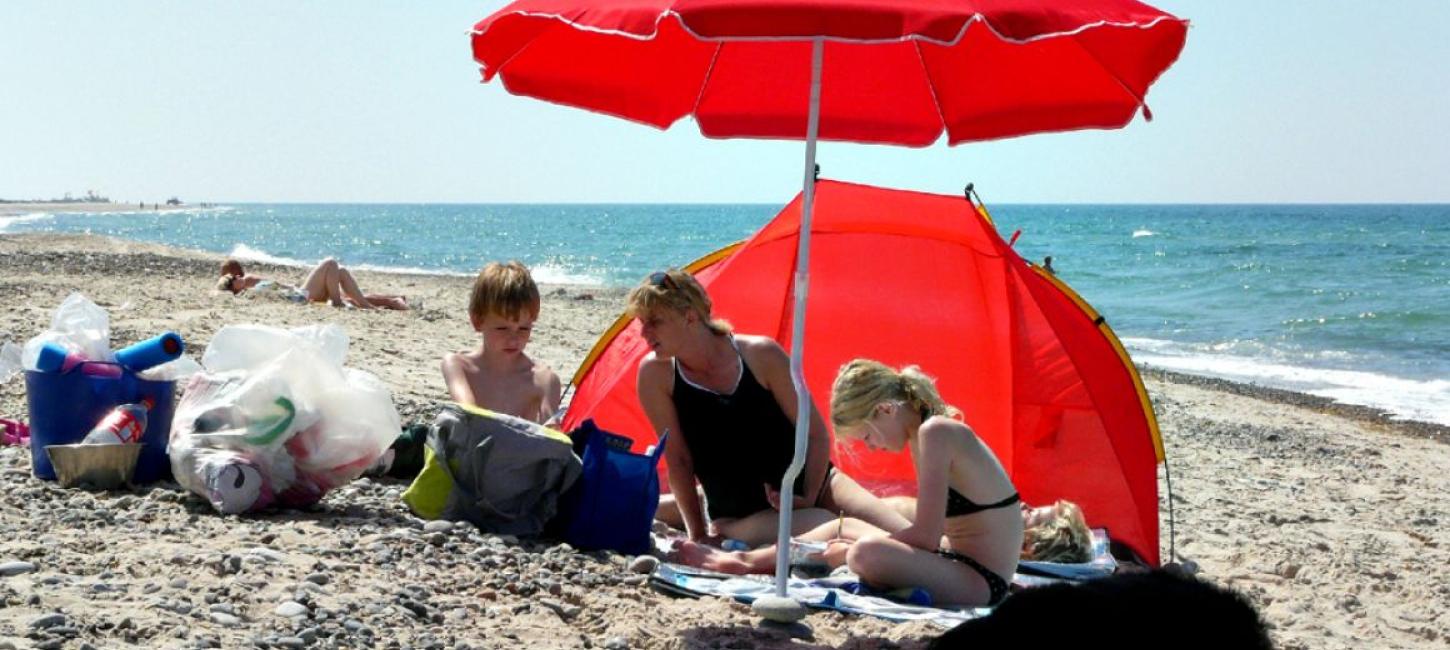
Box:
752, 595, 808, 623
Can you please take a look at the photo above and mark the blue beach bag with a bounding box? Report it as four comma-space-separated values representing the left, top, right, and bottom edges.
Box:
562, 420, 666, 556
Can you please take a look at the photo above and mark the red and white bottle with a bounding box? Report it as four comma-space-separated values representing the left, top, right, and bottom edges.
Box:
82, 397, 154, 445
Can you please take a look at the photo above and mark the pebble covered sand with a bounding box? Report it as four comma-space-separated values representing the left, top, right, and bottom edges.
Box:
1, 233, 1447, 649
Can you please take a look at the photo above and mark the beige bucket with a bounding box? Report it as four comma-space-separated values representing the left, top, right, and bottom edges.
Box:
44, 443, 143, 490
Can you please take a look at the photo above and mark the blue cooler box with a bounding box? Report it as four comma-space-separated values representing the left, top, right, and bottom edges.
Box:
24, 366, 176, 483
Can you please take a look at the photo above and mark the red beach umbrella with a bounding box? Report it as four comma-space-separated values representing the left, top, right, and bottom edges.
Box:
471, 0, 1188, 604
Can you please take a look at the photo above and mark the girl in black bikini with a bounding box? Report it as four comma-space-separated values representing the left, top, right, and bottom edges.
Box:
678, 359, 1091, 607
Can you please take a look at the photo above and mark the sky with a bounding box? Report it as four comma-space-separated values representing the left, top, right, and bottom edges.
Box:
2, 2, 1448, 204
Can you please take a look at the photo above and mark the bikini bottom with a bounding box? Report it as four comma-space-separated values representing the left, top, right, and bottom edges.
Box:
936, 548, 1010, 606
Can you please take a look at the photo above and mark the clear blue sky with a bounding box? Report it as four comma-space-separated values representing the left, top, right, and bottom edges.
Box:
2, 2, 1447, 204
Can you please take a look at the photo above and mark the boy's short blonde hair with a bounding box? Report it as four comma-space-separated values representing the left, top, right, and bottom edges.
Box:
626, 269, 731, 335
469, 261, 540, 321
1023, 500, 1093, 563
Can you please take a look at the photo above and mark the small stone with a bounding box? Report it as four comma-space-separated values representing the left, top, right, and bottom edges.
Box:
275, 601, 310, 618
170, 578, 189, 589
29, 612, 67, 629
423, 520, 454, 533
604, 636, 629, 650
275, 636, 306, 649
538, 598, 581, 621
0, 560, 37, 577
210, 612, 242, 626
752, 595, 808, 623
304, 572, 331, 586
628, 555, 659, 575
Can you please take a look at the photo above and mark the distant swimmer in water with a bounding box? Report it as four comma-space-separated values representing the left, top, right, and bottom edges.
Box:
216, 258, 410, 310
1043, 256, 1056, 274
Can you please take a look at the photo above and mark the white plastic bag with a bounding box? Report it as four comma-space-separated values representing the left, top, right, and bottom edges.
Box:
9, 294, 200, 383
0, 340, 21, 384
169, 324, 399, 514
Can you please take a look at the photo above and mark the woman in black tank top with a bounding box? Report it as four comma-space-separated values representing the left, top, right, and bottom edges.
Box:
670, 337, 804, 519
627, 270, 905, 546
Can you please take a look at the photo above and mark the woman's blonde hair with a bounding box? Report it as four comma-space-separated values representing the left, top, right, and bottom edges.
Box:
1023, 500, 1093, 563
626, 269, 732, 336
829, 359, 959, 429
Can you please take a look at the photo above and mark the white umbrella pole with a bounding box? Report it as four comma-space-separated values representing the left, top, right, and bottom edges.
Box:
771, 37, 824, 599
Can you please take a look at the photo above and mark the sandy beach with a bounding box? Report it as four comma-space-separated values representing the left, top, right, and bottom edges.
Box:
1, 233, 1447, 649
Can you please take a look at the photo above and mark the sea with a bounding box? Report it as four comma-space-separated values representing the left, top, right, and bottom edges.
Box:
4, 203, 1447, 426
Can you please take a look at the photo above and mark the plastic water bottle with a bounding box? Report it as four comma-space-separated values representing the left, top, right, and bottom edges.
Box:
82, 397, 154, 445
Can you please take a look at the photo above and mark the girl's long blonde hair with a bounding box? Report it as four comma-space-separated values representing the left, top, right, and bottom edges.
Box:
829, 359, 959, 429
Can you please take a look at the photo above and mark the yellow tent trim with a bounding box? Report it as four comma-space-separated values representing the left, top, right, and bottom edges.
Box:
568, 241, 745, 386
1030, 264, 1166, 463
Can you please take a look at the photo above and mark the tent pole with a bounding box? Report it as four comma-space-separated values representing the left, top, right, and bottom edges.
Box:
772, 37, 824, 599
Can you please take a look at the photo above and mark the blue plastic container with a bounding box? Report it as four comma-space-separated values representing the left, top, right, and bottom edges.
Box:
24, 365, 176, 482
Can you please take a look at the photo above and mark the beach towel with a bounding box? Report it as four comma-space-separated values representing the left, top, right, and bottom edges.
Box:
650, 564, 983, 628
647, 529, 1118, 626
402, 404, 581, 536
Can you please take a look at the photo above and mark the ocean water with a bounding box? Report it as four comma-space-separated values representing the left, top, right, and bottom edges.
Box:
4, 202, 1447, 425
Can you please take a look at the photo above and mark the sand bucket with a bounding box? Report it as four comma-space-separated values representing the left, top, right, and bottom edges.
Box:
24, 368, 175, 482
45, 443, 143, 490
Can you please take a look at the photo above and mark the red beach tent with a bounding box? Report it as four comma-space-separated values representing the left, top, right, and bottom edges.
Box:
562, 180, 1166, 565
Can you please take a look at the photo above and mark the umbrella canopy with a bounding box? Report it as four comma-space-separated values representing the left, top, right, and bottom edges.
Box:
471, 0, 1188, 145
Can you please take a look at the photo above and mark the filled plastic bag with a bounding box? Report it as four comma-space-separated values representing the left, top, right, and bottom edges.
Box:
169, 324, 400, 514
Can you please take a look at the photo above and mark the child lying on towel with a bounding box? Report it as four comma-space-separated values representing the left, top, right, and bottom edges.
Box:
677, 358, 1091, 607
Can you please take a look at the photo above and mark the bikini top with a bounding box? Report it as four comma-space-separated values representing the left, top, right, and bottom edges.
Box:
945, 487, 1020, 518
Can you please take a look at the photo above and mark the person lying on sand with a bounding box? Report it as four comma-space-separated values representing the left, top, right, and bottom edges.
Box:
216, 258, 410, 310
676, 359, 1092, 607
632, 270, 907, 547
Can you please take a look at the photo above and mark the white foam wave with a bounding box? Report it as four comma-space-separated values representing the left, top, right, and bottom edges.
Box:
1132, 229, 1156, 238
352, 263, 472, 278
0, 212, 54, 232
226, 243, 312, 268
1123, 337, 1450, 426
529, 263, 606, 286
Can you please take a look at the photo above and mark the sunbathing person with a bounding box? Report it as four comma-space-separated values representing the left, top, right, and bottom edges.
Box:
216, 258, 409, 310
632, 270, 907, 547
677, 359, 1092, 607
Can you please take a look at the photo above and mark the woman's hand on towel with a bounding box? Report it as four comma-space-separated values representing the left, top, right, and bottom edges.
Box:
764, 483, 809, 512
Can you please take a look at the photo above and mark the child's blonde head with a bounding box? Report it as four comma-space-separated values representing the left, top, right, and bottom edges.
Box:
830, 359, 959, 429
220, 258, 244, 277
469, 261, 540, 322
1023, 500, 1093, 563
626, 269, 731, 335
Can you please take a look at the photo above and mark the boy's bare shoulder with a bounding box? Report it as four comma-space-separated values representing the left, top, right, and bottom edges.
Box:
527, 355, 561, 384
441, 349, 481, 372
